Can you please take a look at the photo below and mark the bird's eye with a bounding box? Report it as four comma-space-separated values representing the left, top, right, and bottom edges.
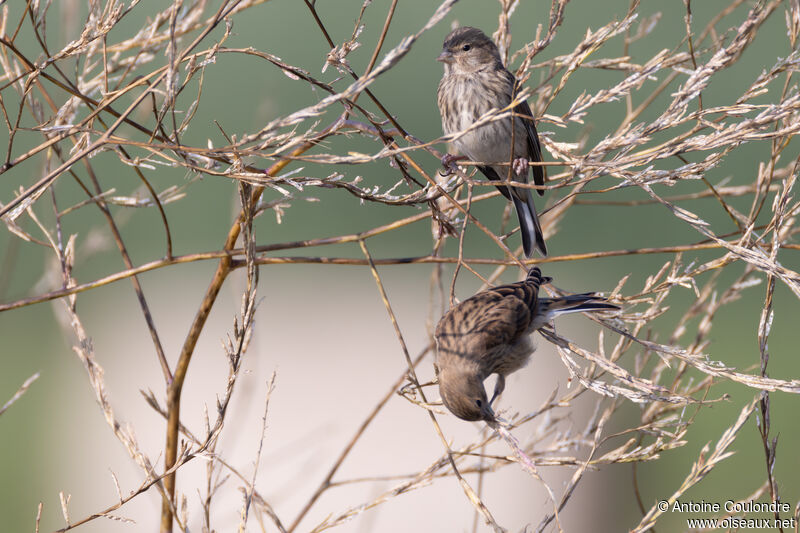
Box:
475, 399, 482, 407
462, 44, 471, 51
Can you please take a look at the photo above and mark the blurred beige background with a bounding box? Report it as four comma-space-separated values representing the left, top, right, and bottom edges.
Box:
26, 266, 627, 531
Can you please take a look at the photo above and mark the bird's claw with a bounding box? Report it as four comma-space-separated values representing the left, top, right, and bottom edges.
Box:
512, 157, 529, 176
441, 153, 466, 174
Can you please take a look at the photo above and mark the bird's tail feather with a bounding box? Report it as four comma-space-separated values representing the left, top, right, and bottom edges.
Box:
540, 293, 619, 318
512, 194, 547, 257
525, 266, 552, 287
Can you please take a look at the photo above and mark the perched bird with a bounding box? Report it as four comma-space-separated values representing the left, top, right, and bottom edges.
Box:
436, 26, 547, 257
434, 268, 618, 422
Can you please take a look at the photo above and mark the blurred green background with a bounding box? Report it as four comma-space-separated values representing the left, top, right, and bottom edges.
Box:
1, 0, 799, 531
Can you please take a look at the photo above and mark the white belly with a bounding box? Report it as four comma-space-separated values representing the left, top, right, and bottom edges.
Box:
443, 75, 527, 173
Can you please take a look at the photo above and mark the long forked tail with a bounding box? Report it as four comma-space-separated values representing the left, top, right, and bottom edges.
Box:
512, 194, 547, 257
539, 293, 619, 319
477, 163, 546, 257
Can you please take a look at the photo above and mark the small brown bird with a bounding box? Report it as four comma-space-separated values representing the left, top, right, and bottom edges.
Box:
434, 268, 619, 422
436, 26, 547, 257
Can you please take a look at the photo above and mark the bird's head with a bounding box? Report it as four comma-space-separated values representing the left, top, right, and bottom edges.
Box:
437, 27, 501, 74
438, 363, 494, 422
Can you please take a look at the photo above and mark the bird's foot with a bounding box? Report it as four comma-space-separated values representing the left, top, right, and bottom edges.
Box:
512, 157, 529, 176
489, 375, 506, 407
441, 153, 467, 174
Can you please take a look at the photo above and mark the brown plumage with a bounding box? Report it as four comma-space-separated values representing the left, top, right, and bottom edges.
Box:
436, 26, 547, 257
434, 268, 619, 422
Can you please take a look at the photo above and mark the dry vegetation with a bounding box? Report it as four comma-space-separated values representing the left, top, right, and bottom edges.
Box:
1, 0, 799, 531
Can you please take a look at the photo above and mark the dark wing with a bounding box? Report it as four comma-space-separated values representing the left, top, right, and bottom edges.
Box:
477, 162, 546, 257
435, 269, 545, 361
485, 266, 544, 314
476, 164, 513, 200
460, 292, 531, 355
499, 67, 545, 196
435, 293, 529, 362
513, 98, 546, 196
461, 268, 546, 353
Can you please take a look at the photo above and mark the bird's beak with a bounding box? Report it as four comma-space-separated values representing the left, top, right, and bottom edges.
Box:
436, 50, 454, 63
